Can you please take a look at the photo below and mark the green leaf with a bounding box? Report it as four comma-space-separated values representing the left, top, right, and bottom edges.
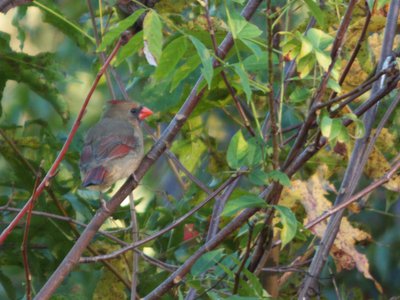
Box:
233, 64, 252, 102
367, 0, 375, 10
320, 114, 343, 141
143, 10, 163, 64
222, 195, 266, 216
241, 39, 264, 59
0, 270, 16, 300
171, 120, 206, 172
315, 49, 332, 71
306, 28, 333, 50
191, 249, 224, 276
227, 131, 263, 169
298, 36, 313, 59
0, 32, 68, 121
327, 78, 342, 93
344, 113, 365, 138
248, 168, 268, 186
242, 268, 271, 298
303, 0, 326, 29
154, 36, 188, 80
377, 0, 391, 9
34, 0, 95, 49
330, 119, 343, 140
114, 31, 144, 66
338, 126, 350, 143
189, 36, 213, 88
215, 254, 238, 277
170, 54, 201, 91
227, 130, 248, 169
98, 8, 145, 51
296, 54, 315, 78
12, 6, 28, 50
320, 113, 333, 138
282, 37, 300, 60
289, 87, 312, 104
246, 138, 263, 166
229, 13, 262, 40
243, 53, 268, 71
265, 170, 291, 186
273, 205, 298, 248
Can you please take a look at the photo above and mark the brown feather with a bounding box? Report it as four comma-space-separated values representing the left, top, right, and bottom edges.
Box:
79, 101, 152, 191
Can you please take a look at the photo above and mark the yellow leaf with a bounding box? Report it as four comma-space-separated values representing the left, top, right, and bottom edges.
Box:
282, 165, 382, 291
365, 147, 400, 192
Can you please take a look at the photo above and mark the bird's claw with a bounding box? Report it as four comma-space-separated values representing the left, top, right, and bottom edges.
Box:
100, 199, 110, 213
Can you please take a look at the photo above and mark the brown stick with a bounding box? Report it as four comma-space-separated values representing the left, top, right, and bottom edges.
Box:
0, 35, 126, 245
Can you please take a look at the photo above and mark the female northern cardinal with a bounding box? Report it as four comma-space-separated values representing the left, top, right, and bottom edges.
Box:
80, 100, 153, 190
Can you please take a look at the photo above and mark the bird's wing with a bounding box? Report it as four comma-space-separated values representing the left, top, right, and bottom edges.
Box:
80, 120, 139, 169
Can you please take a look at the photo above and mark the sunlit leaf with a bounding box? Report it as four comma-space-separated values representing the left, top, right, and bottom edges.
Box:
170, 54, 201, 91
274, 205, 298, 248
0, 32, 68, 121
315, 49, 332, 71
233, 64, 252, 102
306, 28, 333, 50
227, 130, 248, 169
298, 37, 313, 59
154, 36, 188, 80
297, 54, 315, 78
143, 10, 163, 65
189, 36, 213, 88
98, 8, 145, 51
114, 31, 144, 66
34, 0, 95, 49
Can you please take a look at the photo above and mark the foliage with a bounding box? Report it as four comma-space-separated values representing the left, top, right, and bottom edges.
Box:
0, 0, 400, 299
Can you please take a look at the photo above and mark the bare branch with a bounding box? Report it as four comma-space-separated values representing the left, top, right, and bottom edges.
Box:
299, 1, 400, 295
79, 173, 242, 263
0, 35, 127, 245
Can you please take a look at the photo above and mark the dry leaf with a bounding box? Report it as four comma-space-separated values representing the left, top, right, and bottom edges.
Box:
282, 165, 382, 292
365, 147, 400, 192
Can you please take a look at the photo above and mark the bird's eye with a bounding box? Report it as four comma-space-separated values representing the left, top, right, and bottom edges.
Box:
130, 108, 138, 114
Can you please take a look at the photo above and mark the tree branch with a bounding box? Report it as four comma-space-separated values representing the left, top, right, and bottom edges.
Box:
298, 1, 400, 296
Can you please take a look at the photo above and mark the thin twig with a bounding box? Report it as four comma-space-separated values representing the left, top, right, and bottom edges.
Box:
185, 174, 242, 300
142, 123, 209, 194
86, 0, 116, 99
79, 173, 242, 262
0, 129, 132, 288
329, 0, 372, 101
0, 35, 128, 245
299, 1, 400, 292
316, 68, 390, 111
129, 193, 139, 300
283, 0, 358, 170
0, 205, 176, 273
22, 165, 42, 300
305, 155, 400, 230
266, 0, 280, 169
33, 2, 270, 298
233, 222, 254, 294
204, 0, 256, 137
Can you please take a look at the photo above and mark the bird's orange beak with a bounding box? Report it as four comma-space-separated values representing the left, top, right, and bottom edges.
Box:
139, 106, 153, 120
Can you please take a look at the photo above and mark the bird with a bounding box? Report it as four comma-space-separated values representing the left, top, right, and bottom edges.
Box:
79, 100, 153, 190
